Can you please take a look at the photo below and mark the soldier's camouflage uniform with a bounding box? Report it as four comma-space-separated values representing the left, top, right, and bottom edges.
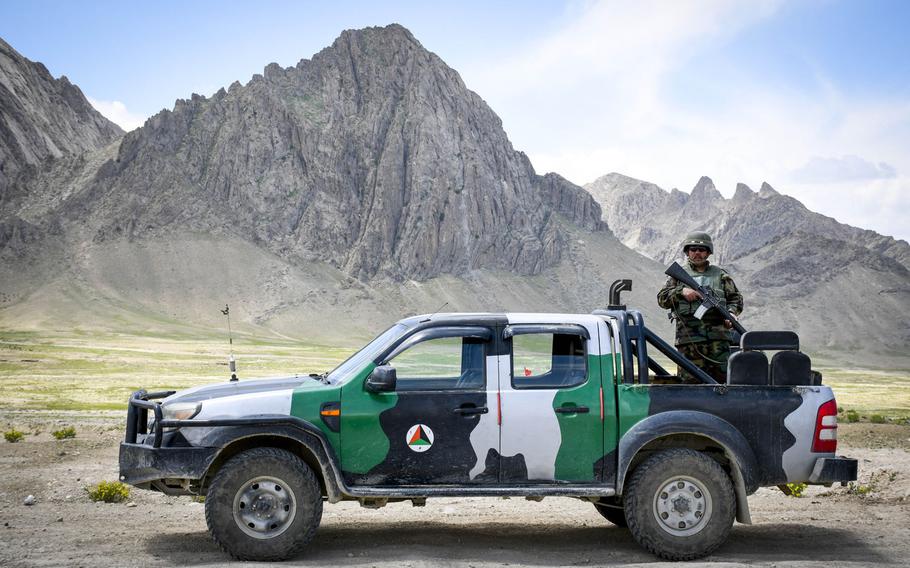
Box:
657, 259, 743, 383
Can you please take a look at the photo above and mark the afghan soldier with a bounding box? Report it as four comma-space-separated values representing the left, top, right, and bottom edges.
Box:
657, 232, 743, 383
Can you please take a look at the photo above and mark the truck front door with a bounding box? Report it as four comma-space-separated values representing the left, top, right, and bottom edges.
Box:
341, 325, 501, 486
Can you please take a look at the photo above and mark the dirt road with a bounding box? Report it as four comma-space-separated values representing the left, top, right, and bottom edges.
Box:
1, 414, 908, 567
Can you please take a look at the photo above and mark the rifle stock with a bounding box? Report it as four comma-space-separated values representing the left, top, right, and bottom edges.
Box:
665, 262, 746, 334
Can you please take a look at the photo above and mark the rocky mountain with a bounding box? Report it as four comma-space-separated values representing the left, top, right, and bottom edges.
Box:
587, 173, 910, 269
12, 25, 602, 283
0, 27, 668, 345
0, 37, 123, 198
1, 27, 907, 367
585, 173, 910, 360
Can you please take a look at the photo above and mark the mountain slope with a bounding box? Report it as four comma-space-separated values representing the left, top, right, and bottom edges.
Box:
0, 29, 906, 367
584, 172, 910, 362
586, 172, 910, 268
1, 27, 665, 343
0, 37, 123, 197
23, 25, 602, 282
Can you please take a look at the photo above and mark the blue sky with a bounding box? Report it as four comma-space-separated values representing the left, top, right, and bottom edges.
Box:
2, 0, 908, 241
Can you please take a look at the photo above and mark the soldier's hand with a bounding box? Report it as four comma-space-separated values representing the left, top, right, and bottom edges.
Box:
682, 287, 703, 302
724, 320, 733, 329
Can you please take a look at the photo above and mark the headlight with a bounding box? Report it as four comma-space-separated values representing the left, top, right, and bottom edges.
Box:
162, 401, 202, 421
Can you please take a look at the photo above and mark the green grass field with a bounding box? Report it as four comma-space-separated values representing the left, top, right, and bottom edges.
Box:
818, 368, 910, 421
1, 331, 908, 421
0, 330, 356, 412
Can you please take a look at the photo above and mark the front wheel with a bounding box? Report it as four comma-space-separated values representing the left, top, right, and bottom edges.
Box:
623, 449, 734, 560
205, 447, 323, 561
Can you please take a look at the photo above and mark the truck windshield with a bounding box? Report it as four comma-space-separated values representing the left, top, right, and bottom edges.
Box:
326, 323, 409, 384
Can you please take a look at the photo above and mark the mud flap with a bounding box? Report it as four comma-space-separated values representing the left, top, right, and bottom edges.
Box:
731, 465, 752, 524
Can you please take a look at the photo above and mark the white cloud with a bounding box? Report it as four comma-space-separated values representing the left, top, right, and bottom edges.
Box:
789, 155, 897, 184
468, 0, 781, 99
457, 0, 910, 242
460, 0, 787, 188
87, 97, 147, 131
789, 177, 910, 243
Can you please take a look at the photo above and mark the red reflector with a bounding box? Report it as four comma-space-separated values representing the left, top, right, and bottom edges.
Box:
812, 399, 838, 453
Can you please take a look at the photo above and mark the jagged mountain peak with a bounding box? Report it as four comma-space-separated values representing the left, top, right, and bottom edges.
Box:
584, 172, 671, 237
583, 170, 910, 360
15, 25, 605, 283
668, 188, 688, 206
0, 35, 123, 199
586, 171, 909, 267
0, 29, 907, 367
590, 171, 638, 185
732, 183, 755, 203
759, 181, 780, 198
336, 23, 419, 44
2, 25, 650, 354
690, 176, 722, 201
587, 172, 666, 198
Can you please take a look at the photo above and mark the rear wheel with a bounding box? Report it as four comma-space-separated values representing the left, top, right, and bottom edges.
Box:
593, 498, 628, 527
205, 447, 322, 561
623, 449, 734, 560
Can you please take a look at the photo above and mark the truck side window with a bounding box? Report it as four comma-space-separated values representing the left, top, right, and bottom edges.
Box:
512, 333, 587, 389
387, 337, 486, 391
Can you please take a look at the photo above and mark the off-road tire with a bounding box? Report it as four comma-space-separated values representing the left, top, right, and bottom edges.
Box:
205, 447, 323, 561
623, 449, 734, 560
593, 498, 628, 527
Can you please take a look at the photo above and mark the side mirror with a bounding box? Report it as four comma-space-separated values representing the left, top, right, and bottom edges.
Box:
366, 365, 396, 393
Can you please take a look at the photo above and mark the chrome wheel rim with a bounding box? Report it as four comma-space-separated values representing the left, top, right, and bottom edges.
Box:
232, 476, 297, 539
652, 475, 712, 536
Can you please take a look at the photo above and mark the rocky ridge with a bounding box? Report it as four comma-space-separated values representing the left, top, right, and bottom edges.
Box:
0, 37, 122, 198
585, 172, 910, 355
0, 28, 907, 365
586, 172, 910, 269
1, 27, 661, 346
19, 25, 604, 282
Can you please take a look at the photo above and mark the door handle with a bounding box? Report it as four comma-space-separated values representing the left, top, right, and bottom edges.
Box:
453, 405, 489, 415
555, 405, 590, 414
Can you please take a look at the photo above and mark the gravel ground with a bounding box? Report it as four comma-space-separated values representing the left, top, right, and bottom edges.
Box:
1, 416, 908, 567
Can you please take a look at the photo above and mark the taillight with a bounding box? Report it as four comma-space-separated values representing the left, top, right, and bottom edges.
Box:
812, 399, 838, 453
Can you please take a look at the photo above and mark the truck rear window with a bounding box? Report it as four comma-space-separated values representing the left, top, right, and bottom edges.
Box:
512, 333, 587, 389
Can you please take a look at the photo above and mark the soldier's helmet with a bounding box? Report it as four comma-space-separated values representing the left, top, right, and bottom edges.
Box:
682, 231, 713, 254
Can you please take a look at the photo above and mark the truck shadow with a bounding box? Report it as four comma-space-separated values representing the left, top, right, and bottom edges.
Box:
145, 521, 886, 565
720, 523, 889, 562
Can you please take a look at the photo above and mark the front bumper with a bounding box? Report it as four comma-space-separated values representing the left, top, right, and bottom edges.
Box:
808, 456, 858, 484
119, 441, 218, 488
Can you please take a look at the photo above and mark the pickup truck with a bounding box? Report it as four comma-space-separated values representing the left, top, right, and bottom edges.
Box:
120, 307, 857, 561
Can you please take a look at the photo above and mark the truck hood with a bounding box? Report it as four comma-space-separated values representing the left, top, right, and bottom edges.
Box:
163, 375, 309, 405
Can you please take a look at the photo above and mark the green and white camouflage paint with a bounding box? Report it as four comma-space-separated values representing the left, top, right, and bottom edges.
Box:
121, 310, 857, 563
157, 312, 840, 489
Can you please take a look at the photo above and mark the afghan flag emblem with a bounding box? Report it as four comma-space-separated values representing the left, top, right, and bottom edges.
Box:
405, 424, 434, 452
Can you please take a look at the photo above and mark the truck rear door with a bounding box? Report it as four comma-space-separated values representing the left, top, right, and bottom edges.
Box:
498, 315, 608, 484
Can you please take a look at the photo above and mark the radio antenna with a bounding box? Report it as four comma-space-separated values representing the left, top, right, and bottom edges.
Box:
420, 301, 448, 323
221, 304, 238, 381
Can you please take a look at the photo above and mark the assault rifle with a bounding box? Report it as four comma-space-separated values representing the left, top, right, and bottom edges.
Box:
665, 262, 746, 335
